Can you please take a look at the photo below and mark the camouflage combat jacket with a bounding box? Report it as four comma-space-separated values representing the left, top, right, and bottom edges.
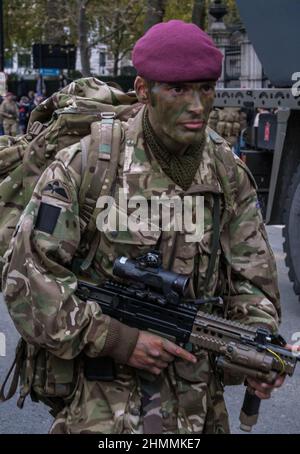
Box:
3, 106, 280, 434
0, 100, 19, 121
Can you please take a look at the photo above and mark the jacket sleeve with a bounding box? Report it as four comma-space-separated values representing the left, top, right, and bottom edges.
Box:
222, 161, 281, 333
2, 145, 139, 361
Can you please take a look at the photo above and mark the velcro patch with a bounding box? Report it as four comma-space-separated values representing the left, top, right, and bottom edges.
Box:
42, 180, 71, 203
35, 202, 61, 234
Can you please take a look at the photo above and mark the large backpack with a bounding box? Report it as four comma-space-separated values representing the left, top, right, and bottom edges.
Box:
0, 77, 142, 285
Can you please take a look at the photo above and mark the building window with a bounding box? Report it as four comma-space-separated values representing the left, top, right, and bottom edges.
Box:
4, 57, 13, 69
99, 51, 106, 68
225, 46, 241, 87
18, 54, 31, 68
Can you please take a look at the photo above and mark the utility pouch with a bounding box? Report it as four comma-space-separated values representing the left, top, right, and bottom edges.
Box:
27, 349, 77, 399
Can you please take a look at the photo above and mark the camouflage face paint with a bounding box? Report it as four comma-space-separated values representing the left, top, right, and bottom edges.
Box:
147, 81, 215, 153
145, 80, 157, 107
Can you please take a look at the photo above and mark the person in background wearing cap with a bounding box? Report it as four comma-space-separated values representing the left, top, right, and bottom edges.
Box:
2, 20, 284, 434
0, 92, 19, 136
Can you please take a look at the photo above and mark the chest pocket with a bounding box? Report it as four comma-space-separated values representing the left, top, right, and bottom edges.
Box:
94, 174, 162, 277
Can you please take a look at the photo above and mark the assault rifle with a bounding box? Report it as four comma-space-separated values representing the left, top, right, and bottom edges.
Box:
76, 252, 299, 432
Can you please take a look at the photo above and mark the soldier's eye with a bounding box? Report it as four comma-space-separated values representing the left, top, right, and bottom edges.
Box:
201, 84, 214, 95
171, 86, 184, 94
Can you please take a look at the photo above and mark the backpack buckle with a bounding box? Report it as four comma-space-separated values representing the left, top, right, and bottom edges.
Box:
100, 112, 116, 121
28, 121, 46, 137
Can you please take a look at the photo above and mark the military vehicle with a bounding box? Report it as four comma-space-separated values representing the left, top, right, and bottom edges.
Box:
214, 0, 300, 301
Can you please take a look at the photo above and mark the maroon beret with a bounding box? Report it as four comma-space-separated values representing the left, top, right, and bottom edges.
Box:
132, 20, 223, 82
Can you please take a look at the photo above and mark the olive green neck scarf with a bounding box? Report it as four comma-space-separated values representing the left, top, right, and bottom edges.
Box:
143, 109, 205, 191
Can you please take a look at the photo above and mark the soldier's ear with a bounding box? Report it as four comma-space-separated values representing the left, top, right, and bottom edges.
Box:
134, 77, 150, 104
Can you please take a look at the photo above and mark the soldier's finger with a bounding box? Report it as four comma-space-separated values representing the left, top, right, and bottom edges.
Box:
274, 375, 285, 387
254, 390, 271, 400
285, 343, 300, 353
149, 366, 162, 376
143, 356, 158, 367
256, 382, 273, 390
148, 352, 172, 365
143, 356, 168, 368
247, 379, 273, 392
148, 348, 174, 363
154, 360, 169, 369
159, 351, 175, 363
163, 340, 197, 363
148, 348, 161, 358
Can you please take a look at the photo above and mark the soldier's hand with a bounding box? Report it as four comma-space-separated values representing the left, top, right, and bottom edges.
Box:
247, 374, 285, 399
286, 343, 300, 354
127, 330, 197, 375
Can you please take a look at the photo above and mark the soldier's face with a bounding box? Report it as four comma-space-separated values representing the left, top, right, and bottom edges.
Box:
147, 81, 215, 152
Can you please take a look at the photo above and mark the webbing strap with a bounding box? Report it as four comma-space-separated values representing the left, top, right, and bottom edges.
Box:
204, 194, 221, 293
0, 338, 25, 403
79, 115, 122, 271
98, 118, 115, 157
80, 135, 91, 176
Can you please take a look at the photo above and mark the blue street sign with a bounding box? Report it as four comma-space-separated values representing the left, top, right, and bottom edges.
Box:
39, 68, 60, 77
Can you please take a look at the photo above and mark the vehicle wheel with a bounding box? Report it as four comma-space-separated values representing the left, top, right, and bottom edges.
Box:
283, 163, 300, 297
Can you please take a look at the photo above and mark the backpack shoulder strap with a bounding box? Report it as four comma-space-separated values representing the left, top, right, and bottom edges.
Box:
235, 156, 258, 191
78, 112, 123, 271
208, 128, 259, 315
207, 128, 237, 313
208, 127, 239, 221
208, 127, 258, 214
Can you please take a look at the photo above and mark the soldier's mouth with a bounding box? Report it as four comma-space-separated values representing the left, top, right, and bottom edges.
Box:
180, 120, 205, 130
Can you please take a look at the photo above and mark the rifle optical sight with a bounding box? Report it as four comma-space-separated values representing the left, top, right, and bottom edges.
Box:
113, 254, 189, 297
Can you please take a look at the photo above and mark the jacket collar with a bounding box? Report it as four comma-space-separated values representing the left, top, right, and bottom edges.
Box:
123, 105, 222, 194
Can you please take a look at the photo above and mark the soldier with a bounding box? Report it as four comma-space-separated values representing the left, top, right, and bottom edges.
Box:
3, 20, 284, 434
0, 92, 19, 136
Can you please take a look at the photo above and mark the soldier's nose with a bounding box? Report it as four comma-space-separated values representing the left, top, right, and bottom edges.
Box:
187, 93, 203, 115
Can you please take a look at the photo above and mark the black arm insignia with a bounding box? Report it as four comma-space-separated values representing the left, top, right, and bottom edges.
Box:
35, 202, 61, 234
42, 180, 71, 203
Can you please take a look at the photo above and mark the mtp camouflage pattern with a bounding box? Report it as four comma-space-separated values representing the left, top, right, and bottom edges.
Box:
2, 84, 280, 434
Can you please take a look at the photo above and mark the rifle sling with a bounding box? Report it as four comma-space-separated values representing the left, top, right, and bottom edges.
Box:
204, 193, 221, 293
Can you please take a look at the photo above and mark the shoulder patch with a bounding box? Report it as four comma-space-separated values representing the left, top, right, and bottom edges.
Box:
35, 202, 61, 234
42, 180, 71, 203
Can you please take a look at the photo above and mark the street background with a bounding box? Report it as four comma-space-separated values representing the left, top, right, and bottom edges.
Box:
0, 226, 299, 434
